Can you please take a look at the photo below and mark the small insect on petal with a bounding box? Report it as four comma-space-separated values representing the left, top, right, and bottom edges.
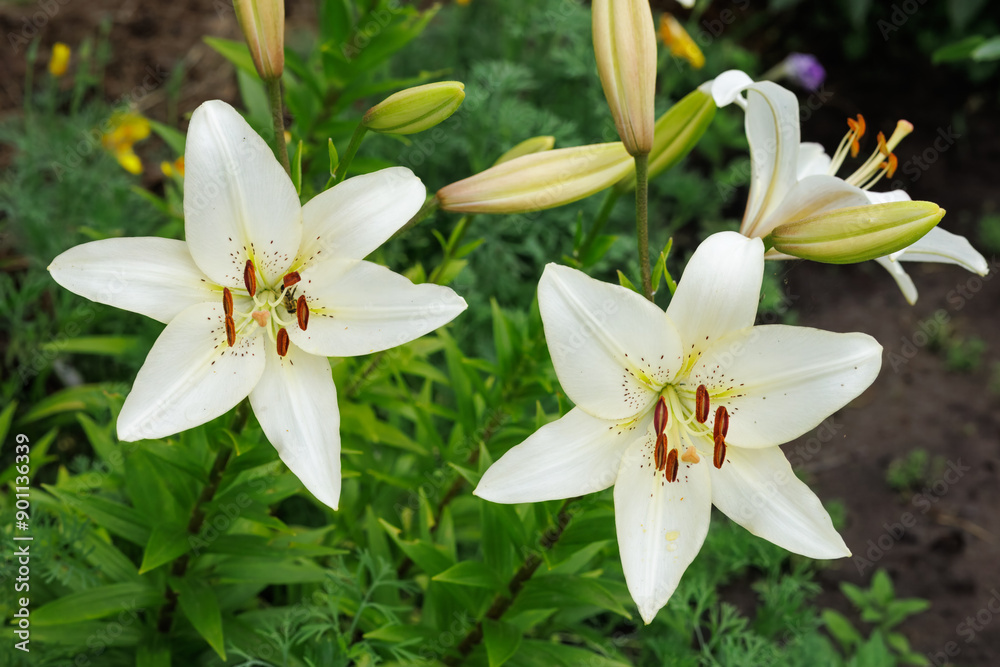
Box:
713, 405, 729, 440
665, 448, 679, 483
713, 434, 727, 469
283, 271, 301, 289
296, 295, 309, 331
222, 287, 233, 317
225, 315, 236, 347
654, 396, 668, 435
654, 433, 668, 472
695, 385, 710, 423
276, 328, 290, 357
244, 259, 257, 295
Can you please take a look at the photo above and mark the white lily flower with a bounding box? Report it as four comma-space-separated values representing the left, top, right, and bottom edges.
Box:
48, 100, 467, 510
475, 232, 882, 624
714, 71, 987, 304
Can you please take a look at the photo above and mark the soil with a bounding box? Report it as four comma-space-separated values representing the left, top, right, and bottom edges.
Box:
2, 1, 999, 665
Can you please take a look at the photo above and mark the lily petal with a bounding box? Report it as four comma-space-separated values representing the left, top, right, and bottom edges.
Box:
288, 258, 467, 358
665, 232, 764, 354
48, 238, 217, 324
184, 100, 302, 288
294, 167, 425, 266
796, 142, 831, 179
692, 325, 882, 448
865, 189, 911, 204
874, 255, 918, 305
117, 302, 266, 441
741, 83, 801, 238
709, 445, 850, 559
538, 263, 683, 421
474, 407, 649, 504
705, 69, 754, 109
753, 174, 872, 238
894, 226, 989, 275
615, 437, 712, 624
249, 344, 342, 510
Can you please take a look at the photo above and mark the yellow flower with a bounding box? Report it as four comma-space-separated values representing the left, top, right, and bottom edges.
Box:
102, 112, 151, 175
49, 42, 71, 77
161, 156, 185, 178
456, 0, 471, 5
659, 14, 704, 69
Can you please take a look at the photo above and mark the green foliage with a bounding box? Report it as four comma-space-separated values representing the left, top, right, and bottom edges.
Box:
885, 449, 947, 493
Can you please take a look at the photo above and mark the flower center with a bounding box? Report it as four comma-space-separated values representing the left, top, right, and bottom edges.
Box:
828, 115, 912, 190
221, 258, 310, 357
648, 384, 729, 483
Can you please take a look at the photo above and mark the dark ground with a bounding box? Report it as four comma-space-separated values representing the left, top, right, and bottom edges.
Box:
2, 1, 999, 665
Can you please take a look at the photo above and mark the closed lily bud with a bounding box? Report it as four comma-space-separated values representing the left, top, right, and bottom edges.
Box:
363, 82, 465, 135
437, 142, 633, 214
616, 88, 715, 191
592, 0, 657, 156
494, 136, 556, 166
234, 0, 285, 80
767, 201, 945, 264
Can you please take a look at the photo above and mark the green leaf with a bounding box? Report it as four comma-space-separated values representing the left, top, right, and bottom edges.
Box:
76, 413, 119, 471
483, 618, 522, 667
137, 641, 171, 667
821, 609, 861, 649
616, 270, 638, 293
0, 401, 16, 448
972, 36, 1000, 61
33, 583, 162, 626
31, 621, 142, 648
932, 35, 986, 63
44, 487, 151, 545
148, 119, 186, 155
217, 557, 328, 584
328, 137, 339, 175
173, 577, 226, 660
514, 575, 631, 619
579, 234, 616, 267
41, 335, 140, 356
203, 37, 258, 77
871, 569, 895, 606
380, 518, 454, 575
433, 561, 505, 590
884, 598, 931, 627
140, 525, 192, 573
19, 383, 123, 423
509, 640, 630, 667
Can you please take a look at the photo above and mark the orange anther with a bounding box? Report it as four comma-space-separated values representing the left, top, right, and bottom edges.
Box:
665, 448, 679, 482
222, 287, 233, 317
882, 153, 898, 178
296, 294, 309, 331
243, 259, 257, 295
276, 328, 290, 357
283, 271, 301, 289
654, 433, 668, 472
225, 315, 236, 347
877, 131, 889, 156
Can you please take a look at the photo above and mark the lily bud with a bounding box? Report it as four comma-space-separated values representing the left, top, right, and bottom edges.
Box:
767, 201, 945, 264
592, 0, 657, 156
494, 136, 556, 166
437, 142, 633, 214
233, 0, 285, 81
616, 88, 715, 191
363, 82, 465, 135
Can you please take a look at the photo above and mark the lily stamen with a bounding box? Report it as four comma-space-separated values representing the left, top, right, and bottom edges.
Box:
296, 295, 310, 331
695, 384, 710, 423
843, 120, 912, 189
223, 287, 233, 317
276, 327, 290, 356
653, 396, 668, 435
713, 433, 727, 468
828, 113, 866, 174
665, 448, 679, 482
654, 433, 668, 471
225, 314, 236, 347
243, 259, 258, 295
713, 405, 729, 440
283, 271, 301, 289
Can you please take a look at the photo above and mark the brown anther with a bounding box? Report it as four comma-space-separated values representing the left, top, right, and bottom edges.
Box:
296, 294, 309, 331
222, 287, 233, 317
653, 396, 668, 436
654, 433, 668, 472
713, 434, 727, 469
665, 448, 679, 483
225, 314, 236, 347
283, 271, 301, 289
680, 446, 700, 464
243, 259, 257, 295
276, 328, 290, 357
713, 405, 729, 440
695, 385, 710, 423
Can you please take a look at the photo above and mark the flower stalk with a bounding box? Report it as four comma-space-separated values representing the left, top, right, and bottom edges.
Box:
266, 77, 291, 176
634, 153, 652, 300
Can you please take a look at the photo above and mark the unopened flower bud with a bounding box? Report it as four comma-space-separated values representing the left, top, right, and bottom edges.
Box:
363, 82, 465, 135
234, 0, 285, 80
592, 0, 656, 156
437, 142, 633, 214
767, 201, 945, 264
494, 136, 556, 166
617, 88, 715, 191
49, 42, 70, 77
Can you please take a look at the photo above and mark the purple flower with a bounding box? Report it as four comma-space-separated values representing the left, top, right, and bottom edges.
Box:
784, 53, 826, 91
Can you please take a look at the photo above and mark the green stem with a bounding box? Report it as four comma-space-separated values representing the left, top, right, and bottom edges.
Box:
334, 124, 368, 184
393, 196, 440, 240
428, 214, 472, 284
634, 153, 653, 300
576, 189, 621, 265
444, 499, 577, 666
266, 77, 291, 176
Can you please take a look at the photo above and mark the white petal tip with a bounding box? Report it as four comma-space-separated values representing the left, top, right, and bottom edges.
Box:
637, 601, 662, 625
